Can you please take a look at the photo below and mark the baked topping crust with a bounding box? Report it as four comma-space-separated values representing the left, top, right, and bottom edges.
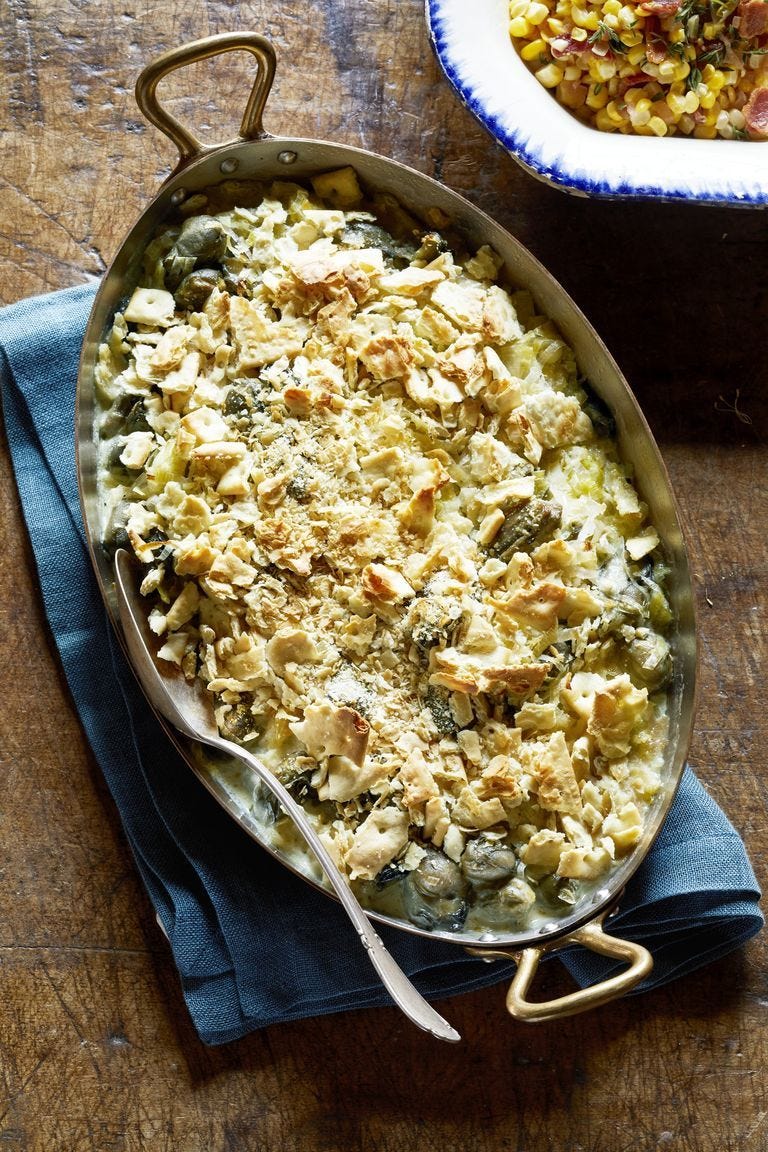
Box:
96, 174, 672, 932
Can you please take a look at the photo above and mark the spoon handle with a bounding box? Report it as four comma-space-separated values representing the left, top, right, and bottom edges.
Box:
206, 732, 460, 1043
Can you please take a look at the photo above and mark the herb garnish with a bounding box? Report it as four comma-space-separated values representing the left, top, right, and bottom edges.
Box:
588, 20, 629, 53
698, 42, 726, 66
676, 0, 701, 24
686, 64, 703, 90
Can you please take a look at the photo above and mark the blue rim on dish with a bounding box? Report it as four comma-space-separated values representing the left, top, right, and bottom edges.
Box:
426, 0, 768, 205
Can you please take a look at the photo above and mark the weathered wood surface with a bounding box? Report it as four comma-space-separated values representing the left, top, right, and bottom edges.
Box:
1, 2, 766, 1149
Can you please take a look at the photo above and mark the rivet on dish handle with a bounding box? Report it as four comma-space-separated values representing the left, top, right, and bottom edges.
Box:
467, 912, 653, 1022
134, 32, 277, 167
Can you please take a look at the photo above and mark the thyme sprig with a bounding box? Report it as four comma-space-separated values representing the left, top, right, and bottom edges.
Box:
588, 20, 629, 53
698, 42, 726, 66
686, 64, 703, 90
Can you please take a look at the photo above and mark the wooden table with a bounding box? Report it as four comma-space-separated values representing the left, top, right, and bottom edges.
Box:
1, 3, 766, 1148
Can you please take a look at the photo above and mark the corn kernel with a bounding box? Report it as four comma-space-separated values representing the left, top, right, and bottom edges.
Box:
699, 90, 716, 109
564, 64, 583, 80
627, 44, 646, 65
730, 108, 746, 129
606, 99, 627, 123
521, 37, 548, 60
571, 4, 600, 29
526, 1, 550, 24
622, 29, 644, 46
509, 0, 529, 17
547, 17, 567, 33
558, 78, 588, 107
702, 21, 719, 39
535, 62, 565, 87
603, 13, 620, 28
630, 103, 651, 126
683, 90, 699, 113
602, 0, 621, 14
693, 123, 717, 139
570, 24, 589, 39
586, 83, 610, 108
595, 107, 620, 130
666, 92, 688, 117
647, 115, 668, 136
587, 58, 604, 82
509, 15, 532, 36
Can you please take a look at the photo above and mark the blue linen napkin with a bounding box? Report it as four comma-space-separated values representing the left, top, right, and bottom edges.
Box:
0, 282, 762, 1045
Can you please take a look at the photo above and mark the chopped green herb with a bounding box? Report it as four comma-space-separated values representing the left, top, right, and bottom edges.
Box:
676, 0, 701, 24
686, 64, 703, 90
698, 43, 726, 65
588, 20, 629, 53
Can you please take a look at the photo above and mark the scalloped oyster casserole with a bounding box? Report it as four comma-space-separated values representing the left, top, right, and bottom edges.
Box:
95, 169, 672, 935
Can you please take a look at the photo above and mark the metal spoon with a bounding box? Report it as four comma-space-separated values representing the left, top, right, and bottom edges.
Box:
113, 549, 460, 1043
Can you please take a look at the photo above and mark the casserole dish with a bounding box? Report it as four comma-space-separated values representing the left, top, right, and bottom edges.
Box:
76, 32, 697, 1021
426, 0, 768, 204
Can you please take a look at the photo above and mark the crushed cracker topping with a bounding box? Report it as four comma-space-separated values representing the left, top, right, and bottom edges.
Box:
96, 174, 672, 934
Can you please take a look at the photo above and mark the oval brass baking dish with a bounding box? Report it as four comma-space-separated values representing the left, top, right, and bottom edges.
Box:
75, 32, 698, 1022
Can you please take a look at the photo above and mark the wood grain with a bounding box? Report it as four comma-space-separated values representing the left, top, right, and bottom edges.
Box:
1, 2, 766, 1149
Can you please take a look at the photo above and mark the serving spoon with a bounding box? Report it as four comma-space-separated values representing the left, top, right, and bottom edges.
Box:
113, 548, 461, 1043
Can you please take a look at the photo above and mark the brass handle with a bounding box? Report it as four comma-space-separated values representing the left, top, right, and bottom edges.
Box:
470, 913, 653, 1022
135, 32, 277, 166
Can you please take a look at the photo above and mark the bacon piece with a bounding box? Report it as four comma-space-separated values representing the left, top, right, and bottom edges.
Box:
737, 0, 768, 38
644, 16, 669, 63
646, 37, 667, 63
549, 35, 591, 59
744, 86, 768, 135
617, 71, 652, 95
639, 0, 681, 13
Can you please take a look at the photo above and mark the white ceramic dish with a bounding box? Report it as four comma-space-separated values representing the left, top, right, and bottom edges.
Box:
426, 0, 768, 205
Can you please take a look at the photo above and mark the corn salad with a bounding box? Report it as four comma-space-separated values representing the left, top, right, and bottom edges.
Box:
510, 0, 768, 138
